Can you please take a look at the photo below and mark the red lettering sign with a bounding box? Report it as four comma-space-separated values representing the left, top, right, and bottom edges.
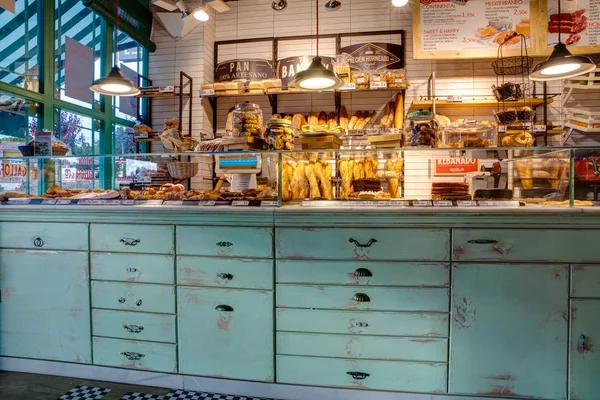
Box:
435, 158, 479, 175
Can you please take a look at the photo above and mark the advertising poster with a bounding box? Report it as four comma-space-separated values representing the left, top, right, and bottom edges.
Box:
65, 37, 94, 104
547, 0, 599, 47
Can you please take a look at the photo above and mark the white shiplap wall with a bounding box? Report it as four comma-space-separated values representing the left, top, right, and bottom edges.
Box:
149, 0, 600, 147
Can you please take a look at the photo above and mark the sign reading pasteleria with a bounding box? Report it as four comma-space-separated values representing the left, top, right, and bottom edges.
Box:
214, 59, 274, 82
339, 42, 404, 72
277, 56, 336, 87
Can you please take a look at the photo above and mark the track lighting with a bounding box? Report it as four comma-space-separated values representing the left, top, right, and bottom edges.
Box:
272, 0, 287, 11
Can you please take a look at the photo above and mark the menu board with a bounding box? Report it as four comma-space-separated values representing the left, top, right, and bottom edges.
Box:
545, 0, 600, 54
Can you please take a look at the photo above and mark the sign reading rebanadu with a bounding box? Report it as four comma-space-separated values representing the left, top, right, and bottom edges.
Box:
214, 59, 274, 82
277, 56, 336, 87
339, 42, 404, 72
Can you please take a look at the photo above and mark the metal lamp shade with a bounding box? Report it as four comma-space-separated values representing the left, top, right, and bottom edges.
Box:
289, 56, 343, 91
325, 0, 342, 10
90, 66, 140, 96
530, 43, 596, 81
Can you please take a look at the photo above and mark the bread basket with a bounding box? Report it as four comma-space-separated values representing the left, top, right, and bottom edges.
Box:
167, 161, 198, 180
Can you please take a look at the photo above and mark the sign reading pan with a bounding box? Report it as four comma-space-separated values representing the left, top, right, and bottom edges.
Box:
214, 59, 275, 83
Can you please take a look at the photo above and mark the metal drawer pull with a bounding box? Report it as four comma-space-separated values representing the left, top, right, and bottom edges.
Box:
467, 239, 498, 245
349, 238, 377, 248
215, 305, 234, 312
136, 299, 143, 307
123, 324, 144, 334
352, 293, 371, 302
126, 267, 138, 273
579, 334, 587, 352
354, 268, 373, 277
353, 321, 369, 328
217, 273, 234, 280
118, 297, 126, 303
33, 237, 44, 247
121, 352, 145, 361
120, 238, 140, 246
216, 241, 233, 248
347, 371, 370, 380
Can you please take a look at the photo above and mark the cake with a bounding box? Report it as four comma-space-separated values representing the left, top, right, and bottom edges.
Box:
353, 178, 382, 192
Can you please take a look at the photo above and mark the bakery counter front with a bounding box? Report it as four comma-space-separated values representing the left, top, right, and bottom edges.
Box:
0, 205, 599, 400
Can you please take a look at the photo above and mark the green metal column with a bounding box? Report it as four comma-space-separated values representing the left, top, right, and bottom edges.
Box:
99, 20, 113, 190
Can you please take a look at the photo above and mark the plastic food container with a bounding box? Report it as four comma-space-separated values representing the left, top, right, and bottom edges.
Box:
266, 118, 294, 150
232, 102, 263, 138
404, 109, 437, 147
442, 120, 497, 148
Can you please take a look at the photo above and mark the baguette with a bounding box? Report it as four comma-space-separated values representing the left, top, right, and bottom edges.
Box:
306, 163, 321, 200
308, 112, 319, 127
359, 111, 377, 129
394, 92, 404, 129
348, 111, 361, 130
379, 102, 391, 128
318, 111, 328, 126
354, 111, 369, 130
327, 112, 338, 130
339, 106, 349, 130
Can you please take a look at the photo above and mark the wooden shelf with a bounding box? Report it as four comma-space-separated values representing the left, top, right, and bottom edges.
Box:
200, 87, 405, 99
408, 98, 553, 113
133, 138, 162, 143
136, 92, 191, 98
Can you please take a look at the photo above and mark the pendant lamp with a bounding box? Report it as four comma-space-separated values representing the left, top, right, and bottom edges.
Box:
90, 0, 140, 96
530, 0, 595, 81
289, 0, 343, 91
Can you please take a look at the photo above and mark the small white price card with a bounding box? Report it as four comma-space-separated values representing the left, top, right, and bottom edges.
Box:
232, 200, 250, 206
201, 89, 215, 96
413, 200, 433, 207
456, 200, 478, 207
261, 201, 278, 207
340, 83, 356, 91
433, 200, 453, 207
198, 201, 217, 206
370, 81, 388, 89
446, 95, 462, 103
42, 199, 57, 205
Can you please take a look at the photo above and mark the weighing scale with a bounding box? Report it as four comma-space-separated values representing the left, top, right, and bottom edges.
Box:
215, 153, 261, 192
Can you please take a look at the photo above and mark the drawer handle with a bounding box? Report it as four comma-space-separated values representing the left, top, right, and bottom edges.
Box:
352, 293, 371, 303
120, 237, 140, 246
349, 238, 377, 248
579, 334, 587, 353
118, 297, 126, 303
217, 273, 234, 280
126, 267, 138, 273
347, 371, 370, 380
33, 237, 44, 247
136, 299, 143, 307
123, 324, 144, 334
353, 321, 369, 328
215, 305, 234, 312
216, 241, 233, 248
467, 239, 498, 245
121, 351, 145, 361
354, 268, 373, 277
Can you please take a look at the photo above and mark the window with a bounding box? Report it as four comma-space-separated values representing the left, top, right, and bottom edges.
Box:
54, 109, 102, 156
0, 91, 39, 143
113, 32, 147, 122
113, 123, 135, 154
0, 0, 41, 91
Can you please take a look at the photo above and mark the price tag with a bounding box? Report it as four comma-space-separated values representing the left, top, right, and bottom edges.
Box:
261, 201, 278, 207
340, 83, 356, 91
533, 124, 546, 132
8, 198, 32, 205
433, 200, 453, 207
41, 199, 57, 205
446, 95, 463, 103
135, 200, 164, 206
134, 176, 152, 184
56, 199, 74, 205
390, 200, 410, 207
413, 200, 433, 207
133, 132, 149, 140
497, 125, 506, 133
198, 200, 217, 206
201, 89, 215, 96
121, 200, 135, 205
370, 81, 388, 89
166, 200, 184, 206
456, 200, 478, 207
105, 200, 121, 205
232, 200, 250, 206
478, 200, 519, 207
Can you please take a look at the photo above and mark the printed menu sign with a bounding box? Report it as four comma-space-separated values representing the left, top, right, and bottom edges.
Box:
435, 158, 479, 175
547, 0, 599, 47
419, 0, 531, 52
214, 59, 274, 83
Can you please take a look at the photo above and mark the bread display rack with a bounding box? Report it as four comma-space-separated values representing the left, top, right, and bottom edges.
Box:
562, 68, 600, 144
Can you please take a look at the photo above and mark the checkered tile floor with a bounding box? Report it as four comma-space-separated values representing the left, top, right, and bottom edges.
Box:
58, 385, 111, 400
121, 390, 274, 400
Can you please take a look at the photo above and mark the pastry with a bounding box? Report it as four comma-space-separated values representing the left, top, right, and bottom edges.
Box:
353, 178, 382, 192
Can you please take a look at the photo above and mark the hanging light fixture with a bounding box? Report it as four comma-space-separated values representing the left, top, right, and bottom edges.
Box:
325, 0, 342, 11
289, 0, 343, 91
90, 0, 140, 96
194, 0, 210, 21
391, 0, 409, 7
530, 0, 595, 81
272, 0, 287, 11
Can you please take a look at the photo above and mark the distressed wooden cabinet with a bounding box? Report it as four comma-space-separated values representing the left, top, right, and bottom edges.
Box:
449, 263, 568, 399
0, 250, 91, 363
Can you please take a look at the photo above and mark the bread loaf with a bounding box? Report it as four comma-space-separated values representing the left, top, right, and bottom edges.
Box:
394, 92, 404, 129
225, 107, 234, 133
308, 112, 319, 127
348, 111, 361, 130
328, 112, 338, 130
318, 112, 328, 126
292, 114, 307, 131
339, 106, 349, 129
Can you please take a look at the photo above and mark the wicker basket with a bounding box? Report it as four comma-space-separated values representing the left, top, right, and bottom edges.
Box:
167, 162, 198, 180
492, 56, 533, 76
52, 147, 69, 156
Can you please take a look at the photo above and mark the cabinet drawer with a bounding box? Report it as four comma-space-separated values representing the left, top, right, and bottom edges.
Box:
277, 309, 448, 337
92, 281, 175, 314
277, 285, 449, 312
572, 265, 600, 298
178, 287, 274, 381
91, 224, 174, 254
453, 229, 599, 263
93, 337, 176, 373
277, 355, 447, 393
177, 226, 273, 258
276, 228, 450, 261
177, 256, 273, 289
0, 222, 88, 251
92, 309, 176, 343
570, 300, 600, 400
277, 260, 449, 287
277, 332, 448, 362
91, 253, 174, 284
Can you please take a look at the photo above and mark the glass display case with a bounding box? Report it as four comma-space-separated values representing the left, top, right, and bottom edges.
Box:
0, 147, 598, 208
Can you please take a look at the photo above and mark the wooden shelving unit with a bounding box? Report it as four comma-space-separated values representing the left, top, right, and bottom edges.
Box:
408, 98, 553, 114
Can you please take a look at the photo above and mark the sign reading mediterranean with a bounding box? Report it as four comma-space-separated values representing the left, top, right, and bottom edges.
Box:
214, 59, 274, 83
277, 56, 335, 87
547, 0, 600, 47
419, 0, 531, 52
339, 42, 404, 71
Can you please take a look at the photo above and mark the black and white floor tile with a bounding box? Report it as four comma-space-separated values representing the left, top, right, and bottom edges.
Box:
58, 385, 111, 400
119, 393, 164, 400
164, 390, 273, 400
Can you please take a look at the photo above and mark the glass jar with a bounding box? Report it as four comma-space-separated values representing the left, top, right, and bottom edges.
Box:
404, 109, 437, 147
442, 120, 497, 148
266, 119, 295, 151
232, 102, 263, 138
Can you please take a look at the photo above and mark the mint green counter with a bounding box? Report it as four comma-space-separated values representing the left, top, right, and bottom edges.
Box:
0, 206, 599, 400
